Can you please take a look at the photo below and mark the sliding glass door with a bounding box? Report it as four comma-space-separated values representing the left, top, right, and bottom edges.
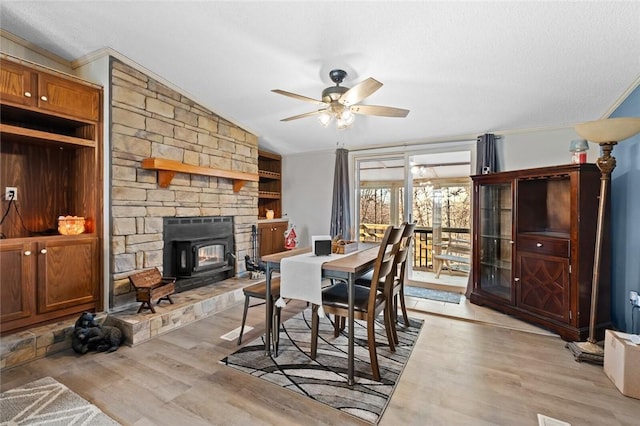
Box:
356, 156, 406, 242
355, 147, 473, 286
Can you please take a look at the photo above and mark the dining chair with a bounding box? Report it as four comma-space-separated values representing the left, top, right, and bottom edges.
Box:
354, 222, 415, 343
389, 222, 417, 342
237, 277, 281, 345
310, 224, 404, 381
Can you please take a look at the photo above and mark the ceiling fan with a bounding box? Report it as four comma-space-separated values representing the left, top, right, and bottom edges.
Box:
272, 69, 409, 129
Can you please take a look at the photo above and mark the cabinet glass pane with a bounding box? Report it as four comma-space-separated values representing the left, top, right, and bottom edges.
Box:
478, 182, 512, 300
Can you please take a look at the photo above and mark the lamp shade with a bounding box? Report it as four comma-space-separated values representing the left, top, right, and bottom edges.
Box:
575, 117, 640, 143
569, 139, 589, 152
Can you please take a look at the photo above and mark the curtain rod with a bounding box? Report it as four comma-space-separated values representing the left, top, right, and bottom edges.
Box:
348, 135, 502, 153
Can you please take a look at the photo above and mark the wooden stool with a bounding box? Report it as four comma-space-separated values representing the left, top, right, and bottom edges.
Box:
128, 268, 176, 313
238, 278, 281, 345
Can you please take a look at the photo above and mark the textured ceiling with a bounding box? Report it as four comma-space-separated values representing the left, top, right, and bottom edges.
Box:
1, 1, 639, 155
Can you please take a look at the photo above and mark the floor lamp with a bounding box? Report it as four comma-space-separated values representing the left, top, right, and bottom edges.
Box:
566, 117, 640, 363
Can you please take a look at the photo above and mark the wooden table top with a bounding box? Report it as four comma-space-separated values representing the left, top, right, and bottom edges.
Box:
261, 244, 379, 274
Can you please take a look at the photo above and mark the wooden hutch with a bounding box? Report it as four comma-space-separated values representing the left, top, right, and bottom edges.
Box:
470, 164, 610, 341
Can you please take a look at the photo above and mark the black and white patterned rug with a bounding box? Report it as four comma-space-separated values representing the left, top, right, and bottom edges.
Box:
0, 376, 119, 425
222, 308, 423, 424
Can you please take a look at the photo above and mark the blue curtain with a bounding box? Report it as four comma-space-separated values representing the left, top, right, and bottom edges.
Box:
330, 148, 352, 240
476, 133, 498, 174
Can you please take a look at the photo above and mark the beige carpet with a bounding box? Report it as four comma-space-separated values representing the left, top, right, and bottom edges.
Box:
0, 376, 119, 425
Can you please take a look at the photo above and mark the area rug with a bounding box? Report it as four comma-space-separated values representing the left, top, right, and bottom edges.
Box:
0, 376, 120, 425
221, 308, 423, 424
404, 286, 462, 303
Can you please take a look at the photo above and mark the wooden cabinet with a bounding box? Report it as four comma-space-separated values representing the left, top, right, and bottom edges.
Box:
470, 164, 610, 341
36, 237, 98, 314
0, 236, 99, 330
258, 150, 282, 219
36, 72, 100, 121
0, 59, 36, 107
0, 57, 103, 334
0, 59, 99, 121
0, 241, 34, 324
258, 220, 288, 258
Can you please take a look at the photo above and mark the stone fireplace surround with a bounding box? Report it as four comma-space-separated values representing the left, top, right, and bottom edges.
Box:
110, 57, 259, 311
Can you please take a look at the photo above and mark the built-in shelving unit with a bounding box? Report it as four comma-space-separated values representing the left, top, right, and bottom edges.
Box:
0, 56, 103, 334
258, 150, 282, 218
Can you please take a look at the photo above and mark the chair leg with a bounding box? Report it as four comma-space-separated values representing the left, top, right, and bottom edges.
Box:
333, 315, 341, 337
434, 260, 442, 278
237, 295, 250, 345
399, 286, 410, 327
273, 302, 281, 356
384, 307, 396, 352
367, 313, 381, 381
311, 305, 319, 359
390, 299, 399, 345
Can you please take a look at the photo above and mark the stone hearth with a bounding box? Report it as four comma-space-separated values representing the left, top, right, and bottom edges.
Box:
0, 276, 265, 371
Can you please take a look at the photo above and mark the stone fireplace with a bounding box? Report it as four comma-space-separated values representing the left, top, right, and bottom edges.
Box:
163, 216, 235, 292
109, 57, 258, 310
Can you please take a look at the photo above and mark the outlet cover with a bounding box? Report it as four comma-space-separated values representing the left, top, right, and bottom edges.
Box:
5, 187, 17, 201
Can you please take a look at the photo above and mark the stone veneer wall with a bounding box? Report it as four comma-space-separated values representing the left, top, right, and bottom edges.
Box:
109, 58, 258, 309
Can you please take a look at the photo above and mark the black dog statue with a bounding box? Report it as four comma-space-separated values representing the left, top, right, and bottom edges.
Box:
72, 312, 122, 354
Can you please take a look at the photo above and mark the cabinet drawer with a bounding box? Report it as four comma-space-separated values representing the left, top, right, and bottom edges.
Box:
517, 235, 569, 257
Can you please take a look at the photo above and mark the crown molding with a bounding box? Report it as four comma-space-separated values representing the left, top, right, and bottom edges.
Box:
602, 73, 640, 118
0, 29, 71, 68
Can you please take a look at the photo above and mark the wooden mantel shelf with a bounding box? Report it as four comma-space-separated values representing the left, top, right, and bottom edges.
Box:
141, 158, 259, 192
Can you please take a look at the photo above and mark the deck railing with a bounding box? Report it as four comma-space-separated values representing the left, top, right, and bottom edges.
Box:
360, 223, 470, 271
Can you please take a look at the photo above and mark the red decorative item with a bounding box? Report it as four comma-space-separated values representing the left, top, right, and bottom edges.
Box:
284, 226, 298, 250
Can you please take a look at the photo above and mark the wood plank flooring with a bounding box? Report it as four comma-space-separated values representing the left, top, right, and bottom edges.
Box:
2, 299, 639, 425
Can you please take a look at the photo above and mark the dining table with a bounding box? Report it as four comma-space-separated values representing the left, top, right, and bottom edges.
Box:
261, 243, 379, 386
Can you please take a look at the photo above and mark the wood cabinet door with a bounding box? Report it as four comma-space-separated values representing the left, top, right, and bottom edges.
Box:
0, 60, 36, 107
258, 222, 288, 257
0, 241, 35, 323
37, 237, 98, 314
516, 251, 570, 323
270, 222, 287, 254
258, 224, 273, 258
37, 73, 100, 121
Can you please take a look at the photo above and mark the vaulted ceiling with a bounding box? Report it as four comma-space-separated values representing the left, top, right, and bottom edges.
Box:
1, 1, 639, 155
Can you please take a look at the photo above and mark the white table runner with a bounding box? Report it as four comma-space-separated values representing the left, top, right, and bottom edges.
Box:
275, 251, 357, 316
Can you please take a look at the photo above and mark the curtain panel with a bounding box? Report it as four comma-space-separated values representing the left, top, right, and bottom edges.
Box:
330, 148, 352, 240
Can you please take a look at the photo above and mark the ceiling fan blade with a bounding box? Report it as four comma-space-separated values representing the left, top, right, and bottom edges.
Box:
272, 89, 327, 106
338, 77, 383, 106
350, 104, 410, 118
280, 110, 325, 122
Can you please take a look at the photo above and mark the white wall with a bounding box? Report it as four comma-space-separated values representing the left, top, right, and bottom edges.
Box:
500, 126, 598, 171
74, 54, 112, 310
281, 149, 335, 246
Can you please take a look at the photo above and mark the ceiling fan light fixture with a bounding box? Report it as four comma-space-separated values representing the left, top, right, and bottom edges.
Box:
339, 108, 354, 122
318, 111, 332, 127
273, 68, 409, 128
336, 107, 355, 129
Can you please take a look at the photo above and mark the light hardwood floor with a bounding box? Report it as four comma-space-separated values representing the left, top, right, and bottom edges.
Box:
2, 298, 639, 425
